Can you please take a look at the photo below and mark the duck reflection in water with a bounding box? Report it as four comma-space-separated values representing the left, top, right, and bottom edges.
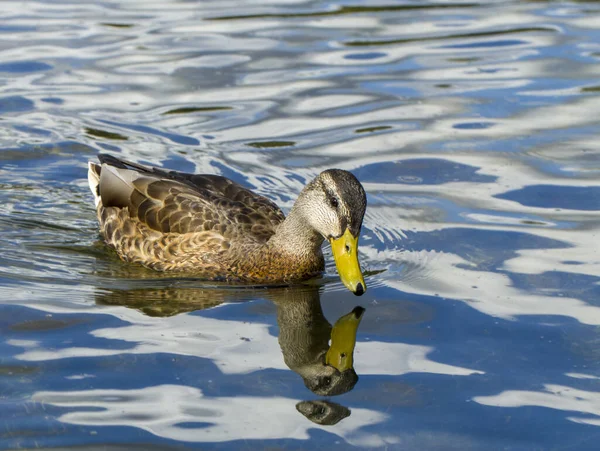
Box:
96, 282, 364, 426
274, 288, 364, 396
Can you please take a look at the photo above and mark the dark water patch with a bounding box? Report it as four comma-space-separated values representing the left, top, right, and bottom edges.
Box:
354, 158, 497, 185
99, 120, 200, 146
162, 106, 233, 115
27, 243, 109, 259
344, 52, 387, 60
0, 141, 95, 165
41, 97, 64, 104
447, 57, 481, 63
10, 318, 83, 333
0, 215, 79, 232
209, 3, 480, 21
345, 380, 420, 408
98, 142, 122, 152
2, 306, 139, 354
247, 141, 296, 149
414, 227, 568, 271
345, 27, 555, 47
355, 125, 392, 133
174, 422, 212, 429
100, 23, 134, 28
0, 61, 52, 73
85, 127, 129, 141
330, 99, 408, 117
509, 271, 600, 307
521, 219, 548, 226
14, 125, 52, 137
31, 446, 193, 451
443, 39, 528, 49
356, 292, 434, 338
0, 365, 38, 376
0, 25, 37, 33
453, 121, 495, 130
0, 96, 34, 113
496, 185, 600, 210
208, 161, 253, 190
581, 85, 600, 93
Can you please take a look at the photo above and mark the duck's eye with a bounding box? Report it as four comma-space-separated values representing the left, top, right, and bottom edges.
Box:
315, 405, 326, 416
329, 197, 338, 208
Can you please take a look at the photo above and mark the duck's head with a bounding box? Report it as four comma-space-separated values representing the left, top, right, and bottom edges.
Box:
298, 306, 365, 396
295, 400, 351, 425
297, 169, 367, 296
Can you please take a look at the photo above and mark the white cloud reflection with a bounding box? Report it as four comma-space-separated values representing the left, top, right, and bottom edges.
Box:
32, 384, 395, 446
7, 297, 481, 446
13, 305, 481, 378
473, 384, 600, 428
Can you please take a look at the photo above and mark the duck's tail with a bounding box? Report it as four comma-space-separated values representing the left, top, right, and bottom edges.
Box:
87, 161, 102, 207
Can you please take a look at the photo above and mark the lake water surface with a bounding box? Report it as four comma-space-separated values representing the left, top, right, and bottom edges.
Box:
1, 1, 600, 450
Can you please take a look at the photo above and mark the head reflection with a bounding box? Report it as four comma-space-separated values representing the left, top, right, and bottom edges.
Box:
96, 282, 365, 424
272, 288, 364, 397
296, 400, 350, 426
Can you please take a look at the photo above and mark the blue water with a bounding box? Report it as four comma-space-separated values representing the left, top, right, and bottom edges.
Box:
1, 1, 600, 449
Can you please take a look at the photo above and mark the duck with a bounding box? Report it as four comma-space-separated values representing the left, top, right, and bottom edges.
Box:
88, 154, 367, 295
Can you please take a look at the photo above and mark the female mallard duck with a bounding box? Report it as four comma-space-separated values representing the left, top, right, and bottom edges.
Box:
88, 154, 367, 295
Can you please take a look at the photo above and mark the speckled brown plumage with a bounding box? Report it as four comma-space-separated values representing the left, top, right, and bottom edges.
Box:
88, 154, 335, 283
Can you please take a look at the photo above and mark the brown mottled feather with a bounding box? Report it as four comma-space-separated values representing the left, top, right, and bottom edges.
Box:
89, 155, 323, 283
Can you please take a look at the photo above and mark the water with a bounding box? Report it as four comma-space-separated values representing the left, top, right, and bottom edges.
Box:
1, 0, 600, 449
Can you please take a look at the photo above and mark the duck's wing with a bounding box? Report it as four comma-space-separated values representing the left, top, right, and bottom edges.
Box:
91, 154, 285, 242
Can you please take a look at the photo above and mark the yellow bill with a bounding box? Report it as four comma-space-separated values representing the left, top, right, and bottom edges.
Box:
325, 306, 365, 372
329, 228, 366, 296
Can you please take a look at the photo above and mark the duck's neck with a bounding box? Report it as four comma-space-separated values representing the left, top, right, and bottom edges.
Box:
268, 202, 324, 258
236, 191, 326, 283
274, 289, 331, 370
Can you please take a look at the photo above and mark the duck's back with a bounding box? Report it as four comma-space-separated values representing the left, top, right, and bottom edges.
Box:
88, 154, 286, 274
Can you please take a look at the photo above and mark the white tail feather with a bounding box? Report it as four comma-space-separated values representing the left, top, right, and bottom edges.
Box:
87, 162, 101, 207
